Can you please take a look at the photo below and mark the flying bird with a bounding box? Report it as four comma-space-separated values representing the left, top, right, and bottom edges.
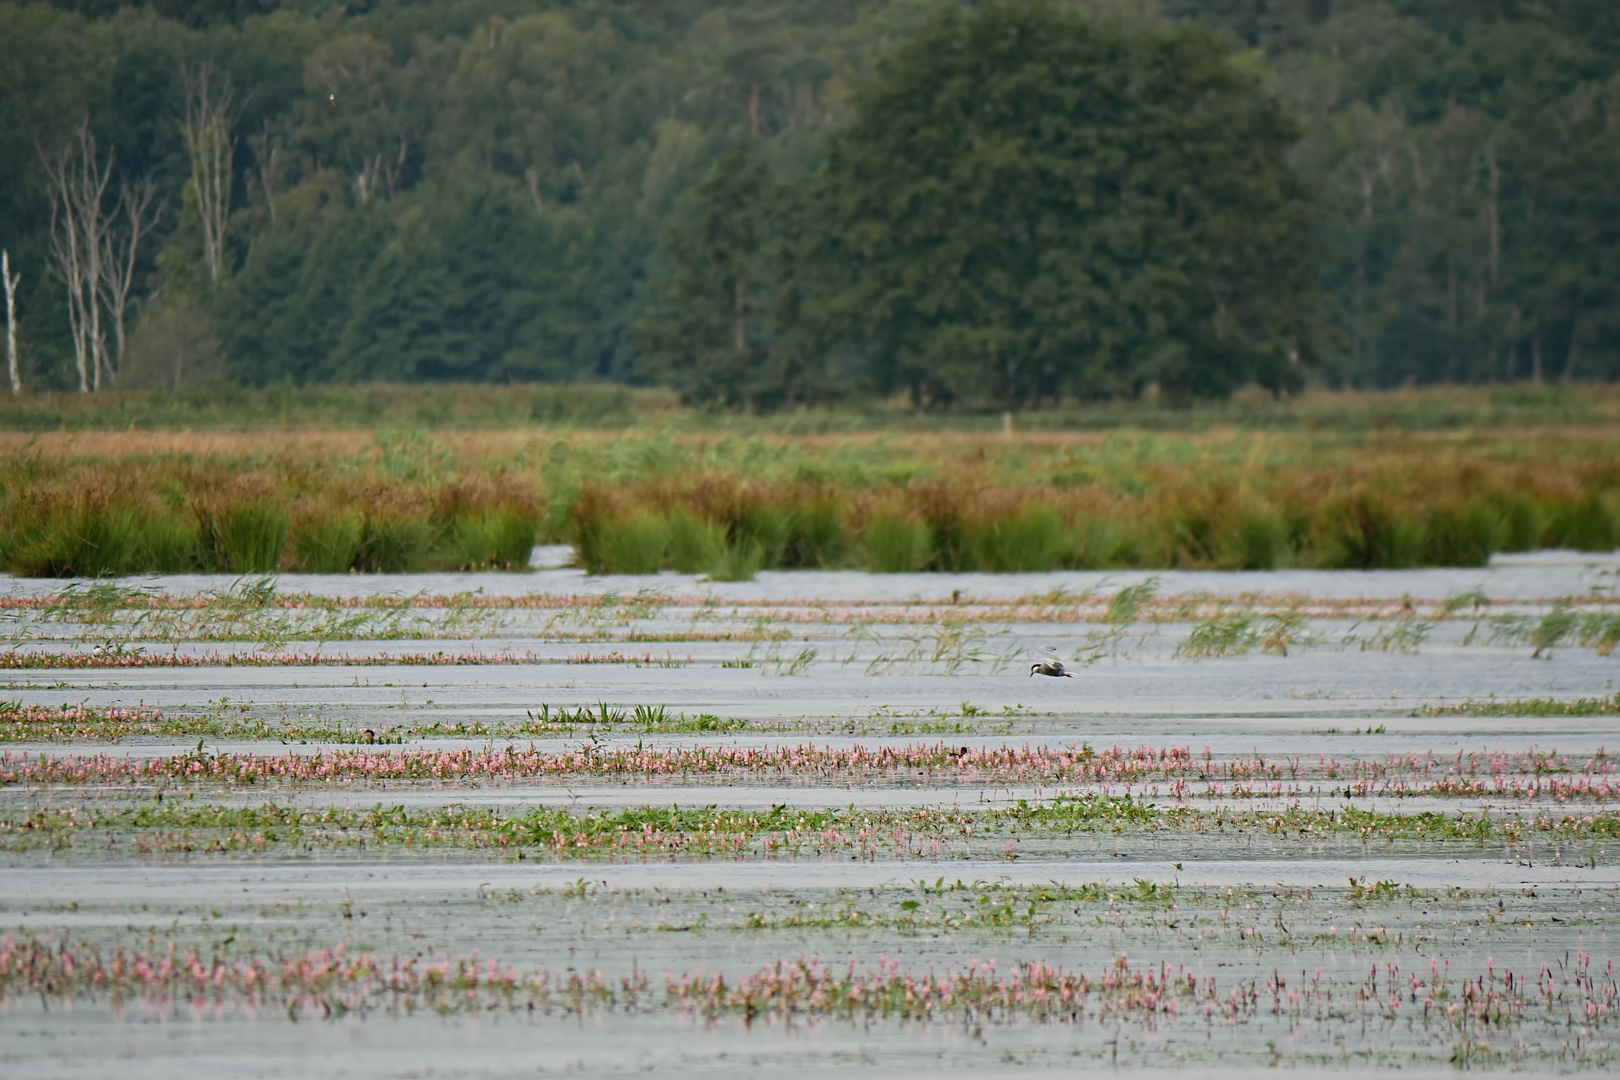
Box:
1029, 646, 1074, 678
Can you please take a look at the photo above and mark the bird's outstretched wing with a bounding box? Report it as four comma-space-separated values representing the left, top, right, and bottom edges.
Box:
1031, 645, 1062, 661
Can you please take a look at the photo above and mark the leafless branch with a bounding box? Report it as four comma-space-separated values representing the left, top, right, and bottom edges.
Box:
40, 120, 113, 392
182, 62, 236, 283
99, 175, 163, 379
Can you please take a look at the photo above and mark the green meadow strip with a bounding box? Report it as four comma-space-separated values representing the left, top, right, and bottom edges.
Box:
1420, 695, 1620, 717
4, 797, 1616, 856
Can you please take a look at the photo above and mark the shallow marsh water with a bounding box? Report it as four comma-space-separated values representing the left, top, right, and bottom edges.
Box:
3, 554, 1620, 1075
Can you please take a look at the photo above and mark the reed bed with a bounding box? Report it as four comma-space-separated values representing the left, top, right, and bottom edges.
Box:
0, 485, 535, 578
569, 467, 1620, 575
1, 427, 1616, 576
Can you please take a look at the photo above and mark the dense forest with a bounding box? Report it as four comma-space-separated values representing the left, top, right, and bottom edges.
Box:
0, 0, 1616, 407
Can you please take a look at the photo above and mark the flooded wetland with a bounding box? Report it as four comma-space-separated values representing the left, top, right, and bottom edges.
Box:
3, 552, 1620, 1076
3, 0, 1618, 1061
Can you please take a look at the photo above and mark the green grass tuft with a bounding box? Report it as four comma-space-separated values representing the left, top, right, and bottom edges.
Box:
783, 500, 850, 568
3, 502, 198, 577
75, 508, 139, 575
862, 514, 933, 572
431, 509, 536, 570
729, 501, 791, 569
1224, 503, 1292, 570
962, 506, 1064, 571
1062, 517, 1123, 569
583, 513, 671, 575
1422, 502, 1503, 568
1315, 494, 1424, 569
355, 515, 431, 573
1554, 493, 1619, 552
666, 510, 726, 573
1493, 493, 1547, 552
292, 514, 363, 573
206, 503, 289, 574
706, 540, 766, 582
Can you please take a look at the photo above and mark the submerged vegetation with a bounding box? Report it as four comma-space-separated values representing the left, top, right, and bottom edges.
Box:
1, 424, 1617, 577
5, 794, 1619, 858
10, 929, 1610, 1044
0, 574, 1614, 699
7, 742, 1618, 797
2, 554, 1616, 1069
1421, 695, 1620, 718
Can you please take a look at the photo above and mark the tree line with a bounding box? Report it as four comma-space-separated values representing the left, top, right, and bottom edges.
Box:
0, 0, 1616, 408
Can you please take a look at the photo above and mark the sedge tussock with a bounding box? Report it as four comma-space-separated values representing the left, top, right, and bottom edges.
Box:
3, 429, 1617, 576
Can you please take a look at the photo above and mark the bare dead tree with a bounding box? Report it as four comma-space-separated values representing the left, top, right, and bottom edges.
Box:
182, 63, 236, 284
99, 176, 162, 378
348, 135, 410, 205
2, 250, 19, 395
42, 122, 162, 392
46, 196, 89, 393
41, 121, 114, 392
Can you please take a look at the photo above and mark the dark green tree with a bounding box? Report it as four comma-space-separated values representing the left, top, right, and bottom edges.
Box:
633, 145, 777, 408
779, 2, 1328, 407
218, 186, 392, 386
3, 0, 1615, 399
334, 182, 559, 382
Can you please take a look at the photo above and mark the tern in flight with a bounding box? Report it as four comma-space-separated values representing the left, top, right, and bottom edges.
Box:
1029, 646, 1075, 678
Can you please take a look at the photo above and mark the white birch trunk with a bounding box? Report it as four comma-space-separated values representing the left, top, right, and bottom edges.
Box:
51, 212, 88, 393
182, 63, 235, 284
2, 250, 19, 395
42, 121, 143, 393
80, 139, 106, 391
42, 125, 110, 393
98, 176, 161, 382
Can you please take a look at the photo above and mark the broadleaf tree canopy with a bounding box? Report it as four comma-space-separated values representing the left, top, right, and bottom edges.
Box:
644, 2, 1330, 408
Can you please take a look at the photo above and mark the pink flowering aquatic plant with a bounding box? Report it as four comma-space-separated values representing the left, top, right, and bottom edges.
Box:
5, 743, 1618, 806
0, 702, 164, 740
2, 933, 1615, 1040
